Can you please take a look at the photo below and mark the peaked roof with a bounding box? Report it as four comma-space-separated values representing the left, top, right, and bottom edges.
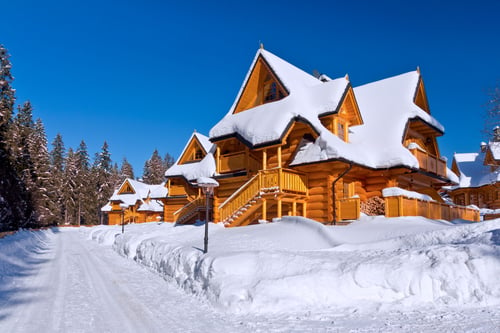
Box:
210, 49, 351, 147
165, 132, 216, 181
102, 178, 167, 211
453, 150, 500, 188
210, 48, 450, 173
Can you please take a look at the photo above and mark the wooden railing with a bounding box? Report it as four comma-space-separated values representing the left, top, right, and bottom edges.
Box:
385, 196, 480, 221
259, 168, 308, 194
219, 174, 261, 223
338, 197, 361, 220
173, 197, 205, 223
218, 168, 308, 223
219, 151, 260, 174
409, 148, 447, 177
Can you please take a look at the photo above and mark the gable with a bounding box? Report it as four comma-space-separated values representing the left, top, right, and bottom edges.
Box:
483, 148, 500, 166
118, 180, 135, 195
233, 55, 289, 114
178, 135, 207, 165
338, 85, 363, 126
413, 77, 430, 114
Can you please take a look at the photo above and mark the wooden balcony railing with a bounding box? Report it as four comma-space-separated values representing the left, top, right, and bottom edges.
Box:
219, 151, 260, 174
409, 148, 447, 178
218, 168, 308, 223
385, 196, 479, 221
337, 197, 361, 220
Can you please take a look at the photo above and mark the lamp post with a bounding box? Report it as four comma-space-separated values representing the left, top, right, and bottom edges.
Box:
120, 203, 128, 233
197, 177, 219, 254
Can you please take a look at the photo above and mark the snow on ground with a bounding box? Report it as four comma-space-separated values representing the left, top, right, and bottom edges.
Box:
85, 216, 500, 331
1, 217, 499, 332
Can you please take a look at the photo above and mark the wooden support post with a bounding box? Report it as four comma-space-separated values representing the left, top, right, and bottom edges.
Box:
263, 149, 267, 170
303, 202, 307, 217
277, 198, 282, 218
277, 146, 282, 168
213, 195, 219, 223
292, 201, 297, 216
262, 198, 267, 221
216, 146, 220, 173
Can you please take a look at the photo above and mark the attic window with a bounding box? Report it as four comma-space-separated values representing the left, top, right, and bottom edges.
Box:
194, 149, 203, 160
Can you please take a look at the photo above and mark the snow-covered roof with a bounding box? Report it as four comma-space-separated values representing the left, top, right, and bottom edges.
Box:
165, 132, 216, 181
137, 200, 164, 212
209, 48, 447, 171
102, 178, 168, 211
453, 151, 500, 188
210, 49, 350, 146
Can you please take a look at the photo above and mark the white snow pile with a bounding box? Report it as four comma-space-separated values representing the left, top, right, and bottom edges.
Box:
382, 187, 434, 201
0, 229, 54, 287
87, 216, 500, 314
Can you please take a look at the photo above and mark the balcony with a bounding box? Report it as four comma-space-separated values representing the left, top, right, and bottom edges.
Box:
409, 148, 447, 178
219, 151, 260, 174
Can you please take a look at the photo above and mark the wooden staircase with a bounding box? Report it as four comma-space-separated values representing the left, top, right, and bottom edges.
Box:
219, 168, 308, 227
174, 197, 206, 225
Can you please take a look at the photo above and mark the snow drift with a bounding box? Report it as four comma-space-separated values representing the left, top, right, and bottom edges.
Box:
87, 217, 500, 314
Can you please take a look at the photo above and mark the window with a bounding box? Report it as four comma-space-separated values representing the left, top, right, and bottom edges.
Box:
337, 121, 345, 141
194, 149, 203, 160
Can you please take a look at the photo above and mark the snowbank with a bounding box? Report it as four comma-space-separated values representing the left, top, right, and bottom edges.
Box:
87, 217, 500, 314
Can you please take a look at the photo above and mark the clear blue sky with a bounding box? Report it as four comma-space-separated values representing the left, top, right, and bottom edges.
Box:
3, 0, 500, 174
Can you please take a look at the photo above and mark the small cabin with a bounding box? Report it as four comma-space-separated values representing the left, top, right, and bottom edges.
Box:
448, 137, 500, 219
101, 178, 167, 225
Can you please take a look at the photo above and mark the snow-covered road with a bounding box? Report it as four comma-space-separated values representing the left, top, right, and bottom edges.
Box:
0, 228, 248, 333
1, 221, 499, 333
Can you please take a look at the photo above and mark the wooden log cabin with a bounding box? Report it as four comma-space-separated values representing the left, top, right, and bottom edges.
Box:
101, 178, 167, 225
447, 131, 500, 220
169, 47, 479, 226
163, 132, 216, 223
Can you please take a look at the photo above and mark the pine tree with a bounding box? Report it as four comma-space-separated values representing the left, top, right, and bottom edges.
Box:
8, 101, 35, 177
120, 157, 134, 180
0, 45, 35, 231
92, 141, 114, 225
50, 133, 65, 172
63, 148, 78, 225
50, 133, 66, 224
143, 149, 165, 184
75, 140, 92, 225
0, 45, 14, 126
164, 153, 175, 170
28, 119, 59, 225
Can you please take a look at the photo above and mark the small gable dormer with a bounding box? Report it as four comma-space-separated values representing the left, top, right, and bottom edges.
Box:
319, 84, 363, 142
233, 55, 288, 114
118, 180, 135, 195
178, 135, 207, 165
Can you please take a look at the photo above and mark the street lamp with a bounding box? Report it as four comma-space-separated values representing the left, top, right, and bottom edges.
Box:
120, 203, 128, 233
197, 177, 219, 254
